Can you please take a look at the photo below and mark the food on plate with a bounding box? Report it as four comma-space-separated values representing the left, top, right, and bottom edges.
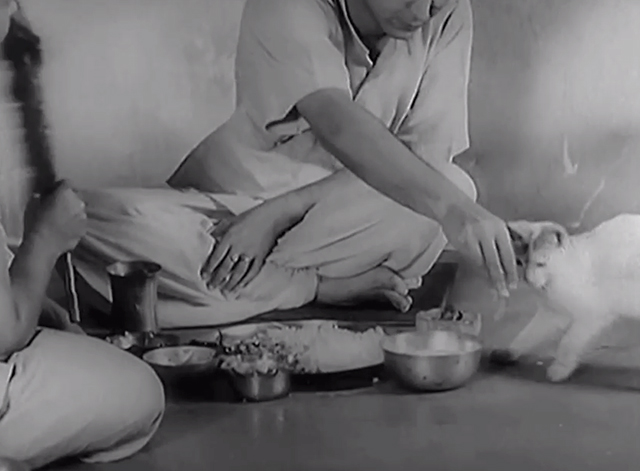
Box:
218, 321, 386, 374
105, 331, 136, 350
267, 322, 385, 373
219, 332, 296, 375
220, 324, 260, 340
144, 346, 216, 367
221, 355, 282, 376
416, 307, 482, 337
439, 307, 465, 321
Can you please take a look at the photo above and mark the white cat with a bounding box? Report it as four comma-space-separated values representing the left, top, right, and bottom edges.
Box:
493, 214, 640, 382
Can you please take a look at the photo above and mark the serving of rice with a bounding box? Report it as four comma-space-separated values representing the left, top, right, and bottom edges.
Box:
218, 321, 386, 374
266, 322, 385, 373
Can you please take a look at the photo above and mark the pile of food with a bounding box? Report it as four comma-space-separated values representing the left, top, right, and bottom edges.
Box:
218, 321, 386, 375
144, 346, 216, 367
416, 306, 481, 337
219, 329, 297, 375
106, 331, 136, 350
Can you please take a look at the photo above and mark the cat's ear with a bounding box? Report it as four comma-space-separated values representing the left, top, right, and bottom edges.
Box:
506, 221, 536, 265
507, 221, 539, 244
540, 222, 569, 248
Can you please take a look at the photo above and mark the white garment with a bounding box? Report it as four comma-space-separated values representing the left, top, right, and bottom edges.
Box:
0, 329, 165, 468
0, 221, 15, 419
0, 222, 165, 468
75, 163, 476, 329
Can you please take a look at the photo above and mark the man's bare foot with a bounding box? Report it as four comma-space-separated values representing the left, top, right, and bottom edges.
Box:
0, 458, 30, 471
317, 267, 417, 312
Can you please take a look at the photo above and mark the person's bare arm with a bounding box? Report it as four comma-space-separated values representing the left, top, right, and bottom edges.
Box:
295, 88, 518, 296
0, 183, 86, 358
259, 167, 355, 217
0, 231, 57, 358
296, 88, 468, 221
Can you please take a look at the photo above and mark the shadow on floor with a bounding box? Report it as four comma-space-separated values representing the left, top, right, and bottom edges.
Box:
485, 351, 640, 394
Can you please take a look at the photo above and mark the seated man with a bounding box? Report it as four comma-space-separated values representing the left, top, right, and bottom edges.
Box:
74, 0, 518, 328
0, 187, 164, 468
0, 3, 164, 469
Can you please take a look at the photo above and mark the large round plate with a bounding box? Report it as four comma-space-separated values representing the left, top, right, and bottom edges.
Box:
186, 320, 409, 391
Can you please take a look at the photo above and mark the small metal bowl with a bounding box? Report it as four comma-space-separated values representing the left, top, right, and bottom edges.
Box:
383, 330, 482, 392
142, 345, 218, 383
230, 369, 291, 402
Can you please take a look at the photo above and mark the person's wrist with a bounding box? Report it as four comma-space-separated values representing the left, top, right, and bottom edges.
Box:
267, 194, 308, 228
23, 227, 62, 265
439, 187, 478, 223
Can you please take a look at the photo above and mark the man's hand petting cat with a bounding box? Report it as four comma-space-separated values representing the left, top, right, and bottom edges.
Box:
441, 198, 518, 298
201, 198, 305, 293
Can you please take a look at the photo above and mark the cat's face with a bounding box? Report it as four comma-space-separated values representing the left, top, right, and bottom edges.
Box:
507, 220, 570, 289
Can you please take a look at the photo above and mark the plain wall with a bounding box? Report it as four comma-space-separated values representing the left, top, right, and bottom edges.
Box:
1, 0, 640, 239
462, 0, 640, 232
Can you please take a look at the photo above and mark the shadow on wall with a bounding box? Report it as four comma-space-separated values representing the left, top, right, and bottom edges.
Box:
460, 0, 640, 231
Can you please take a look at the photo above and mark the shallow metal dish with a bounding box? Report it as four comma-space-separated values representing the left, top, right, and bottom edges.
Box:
184, 320, 411, 391
221, 320, 388, 373
104, 332, 180, 357
142, 345, 218, 383
230, 369, 291, 402
383, 330, 482, 392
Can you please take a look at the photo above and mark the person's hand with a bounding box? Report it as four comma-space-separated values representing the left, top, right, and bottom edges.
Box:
39, 297, 86, 335
201, 201, 298, 293
440, 199, 518, 297
25, 180, 87, 257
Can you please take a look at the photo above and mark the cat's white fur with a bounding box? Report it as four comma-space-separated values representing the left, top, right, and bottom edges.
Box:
499, 214, 640, 382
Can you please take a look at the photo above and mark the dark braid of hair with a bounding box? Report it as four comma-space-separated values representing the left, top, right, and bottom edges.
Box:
2, 6, 57, 196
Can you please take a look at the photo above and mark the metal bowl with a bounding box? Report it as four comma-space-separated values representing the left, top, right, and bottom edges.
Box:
383, 330, 482, 392
142, 345, 218, 383
230, 369, 291, 402
105, 332, 180, 356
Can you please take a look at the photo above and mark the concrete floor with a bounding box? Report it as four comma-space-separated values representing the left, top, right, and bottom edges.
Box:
51, 347, 640, 471
48, 262, 640, 471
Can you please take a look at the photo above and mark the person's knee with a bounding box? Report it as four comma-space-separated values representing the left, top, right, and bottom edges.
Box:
73, 342, 165, 456
0, 333, 165, 468
114, 355, 165, 432
82, 352, 165, 463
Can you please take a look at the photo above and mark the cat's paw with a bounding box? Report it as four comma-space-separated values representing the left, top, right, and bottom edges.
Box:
546, 361, 576, 383
489, 349, 520, 366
